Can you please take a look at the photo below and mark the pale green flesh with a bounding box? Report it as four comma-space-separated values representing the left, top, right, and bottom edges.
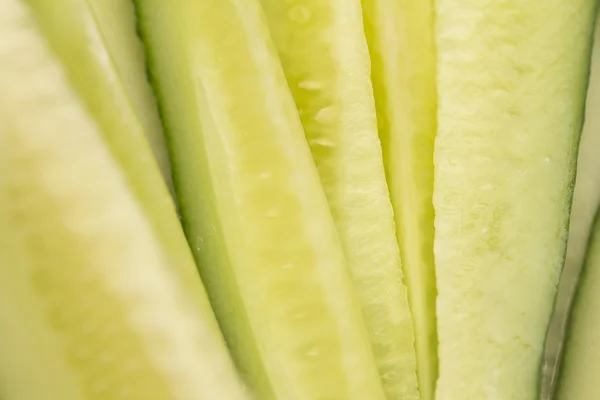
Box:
21, 0, 207, 304
85, 0, 174, 196
24, 0, 174, 195
362, 0, 438, 398
556, 212, 600, 399
433, 1, 596, 399
542, 10, 600, 398
0, 1, 248, 399
135, 0, 386, 399
258, 1, 418, 398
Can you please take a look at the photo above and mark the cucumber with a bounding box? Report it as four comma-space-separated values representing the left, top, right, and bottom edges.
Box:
21, 0, 205, 302
0, 1, 248, 399
134, 0, 386, 399
362, 0, 438, 398
542, 9, 600, 397
556, 207, 600, 399
85, 0, 173, 193
257, 1, 418, 398
433, 1, 597, 399
24, 0, 174, 196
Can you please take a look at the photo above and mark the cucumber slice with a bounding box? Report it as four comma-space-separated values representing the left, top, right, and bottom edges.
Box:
257, 1, 418, 398
21, 0, 204, 301
556, 205, 600, 399
542, 10, 600, 397
134, 0, 386, 399
24, 0, 174, 196
433, 1, 597, 399
362, 0, 438, 398
0, 1, 248, 399
85, 0, 173, 193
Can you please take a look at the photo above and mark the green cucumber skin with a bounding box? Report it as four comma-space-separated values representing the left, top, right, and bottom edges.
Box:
257, 1, 421, 398
133, 1, 386, 399
132, 3, 276, 397
0, 1, 249, 398
22, 0, 235, 365
85, 0, 175, 196
0, 1, 249, 399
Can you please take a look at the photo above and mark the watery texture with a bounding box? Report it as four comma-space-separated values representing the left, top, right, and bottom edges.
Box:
362, 0, 438, 398
23, 0, 190, 282
0, 1, 248, 398
434, 1, 596, 399
541, 11, 600, 397
258, 1, 418, 398
135, 0, 386, 399
25, 0, 174, 194
86, 0, 174, 194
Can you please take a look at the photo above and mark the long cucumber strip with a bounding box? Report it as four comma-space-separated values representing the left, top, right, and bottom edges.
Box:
362, 0, 438, 398
257, 1, 418, 398
135, 0, 386, 399
85, 0, 173, 193
24, 0, 175, 195
556, 208, 600, 399
21, 0, 210, 308
433, 1, 597, 399
0, 1, 248, 399
542, 9, 600, 397
21, 1, 227, 378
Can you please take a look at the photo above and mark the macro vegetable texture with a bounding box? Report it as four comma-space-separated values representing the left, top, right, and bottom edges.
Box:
0, 0, 248, 399
135, 0, 386, 399
258, 1, 418, 398
1, 0, 599, 399
433, 1, 596, 399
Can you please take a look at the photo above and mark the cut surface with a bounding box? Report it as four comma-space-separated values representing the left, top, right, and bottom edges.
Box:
135, 0, 386, 399
542, 10, 600, 397
556, 210, 600, 400
0, 1, 248, 399
22, 0, 206, 301
25, 0, 174, 195
362, 0, 438, 398
86, 0, 174, 195
258, 1, 418, 398
433, 1, 596, 399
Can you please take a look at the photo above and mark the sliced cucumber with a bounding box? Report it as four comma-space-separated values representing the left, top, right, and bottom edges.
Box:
257, 1, 418, 398
85, 0, 173, 190
0, 1, 248, 399
135, 0, 386, 399
85, 0, 173, 192
556, 207, 600, 400
21, 0, 206, 301
362, 0, 438, 398
542, 9, 600, 397
24, 0, 174, 195
433, 1, 597, 399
